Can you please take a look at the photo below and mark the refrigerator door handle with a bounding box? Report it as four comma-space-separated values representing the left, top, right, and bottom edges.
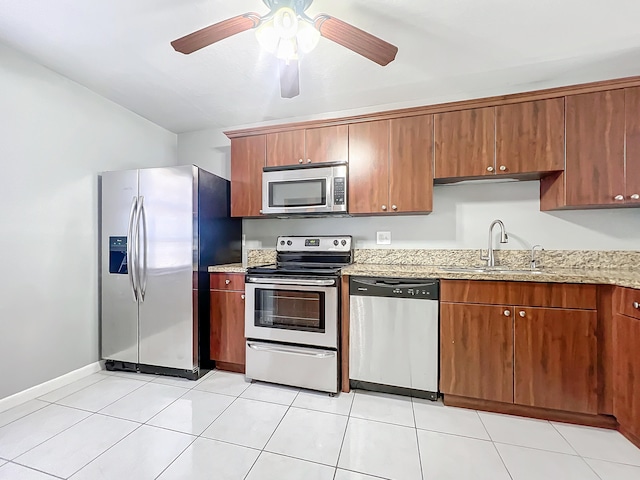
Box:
139, 196, 148, 302
127, 196, 138, 302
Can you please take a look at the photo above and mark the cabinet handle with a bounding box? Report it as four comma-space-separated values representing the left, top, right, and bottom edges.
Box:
381, 205, 387, 211
225, 279, 231, 285
241, 294, 245, 300
614, 194, 624, 201
633, 301, 640, 309
504, 309, 511, 317
519, 311, 526, 317
631, 194, 640, 200
259, 209, 263, 214
298, 159, 303, 164
392, 205, 398, 211
499, 165, 507, 172
487, 166, 494, 172
307, 159, 311, 164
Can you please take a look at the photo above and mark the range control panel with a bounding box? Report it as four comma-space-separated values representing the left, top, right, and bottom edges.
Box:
276, 235, 352, 253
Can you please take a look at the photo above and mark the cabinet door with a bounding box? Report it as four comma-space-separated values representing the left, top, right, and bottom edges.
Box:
305, 125, 348, 164
514, 307, 597, 414
434, 107, 495, 179
266, 130, 305, 167
348, 120, 390, 214
440, 303, 514, 403
614, 313, 640, 439
496, 99, 564, 174
565, 90, 626, 206
389, 115, 433, 213
231, 136, 265, 217
625, 87, 640, 204
210, 290, 246, 366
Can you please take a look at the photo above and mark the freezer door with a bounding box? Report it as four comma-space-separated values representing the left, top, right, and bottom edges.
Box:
138, 166, 196, 370
101, 169, 139, 364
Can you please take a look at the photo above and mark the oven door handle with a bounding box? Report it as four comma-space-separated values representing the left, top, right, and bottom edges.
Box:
246, 277, 336, 287
247, 342, 336, 359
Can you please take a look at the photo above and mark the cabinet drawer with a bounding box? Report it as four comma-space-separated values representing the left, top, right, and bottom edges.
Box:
210, 273, 245, 291
616, 287, 640, 320
441, 280, 596, 310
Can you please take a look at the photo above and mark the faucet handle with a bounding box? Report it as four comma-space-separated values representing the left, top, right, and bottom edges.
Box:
479, 249, 489, 262
530, 244, 544, 269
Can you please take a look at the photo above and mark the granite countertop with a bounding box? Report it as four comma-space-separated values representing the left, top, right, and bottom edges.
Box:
208, 262, 640, 289
340, 264, 640, 289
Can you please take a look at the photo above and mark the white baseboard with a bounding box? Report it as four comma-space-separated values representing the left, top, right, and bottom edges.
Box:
0, 361, 104, 414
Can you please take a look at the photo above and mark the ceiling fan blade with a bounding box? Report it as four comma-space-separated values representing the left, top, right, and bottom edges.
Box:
171, 13, 260, 54
314, 14, 398, 66
279, 59, 300, 99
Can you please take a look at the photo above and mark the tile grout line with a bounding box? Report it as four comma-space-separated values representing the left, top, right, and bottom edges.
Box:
477, 408, 515, 480
410, 397, 426, 480
0, 401, 50, 431
39, 373, 110, 404
5, 461, 66, 479
152, 434, 198, 480
334, 390, 357, 478
549, 421, 582, 456
242, 387, 302, 480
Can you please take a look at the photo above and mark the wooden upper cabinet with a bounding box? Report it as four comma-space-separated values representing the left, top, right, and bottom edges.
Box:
266, 125, 348, 167
305, 125, 348, 164
626, 87, 640, 204
435, 107, 495, 178
389, 115, 433, 213
440, 302, 514, 403
230, 135, 265, 217
496, 99, 564, 175
514, 307, 598, 414
565, 90, 626, 206
266, 130, 305, 167
348, 120, 390, 214
613, 312, 640, 439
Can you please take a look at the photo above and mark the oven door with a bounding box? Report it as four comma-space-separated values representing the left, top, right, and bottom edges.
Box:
244, 277, 338, 349
261, 165, 347, 215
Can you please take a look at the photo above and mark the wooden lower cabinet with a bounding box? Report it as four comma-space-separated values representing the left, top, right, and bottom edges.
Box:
210, 289, 246, 367
614, 313, 640, 441
514, 307, 598, 414
440, 303, 514, 403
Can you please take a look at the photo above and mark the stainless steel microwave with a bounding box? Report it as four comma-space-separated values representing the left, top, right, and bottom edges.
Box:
262, 163, 348, 215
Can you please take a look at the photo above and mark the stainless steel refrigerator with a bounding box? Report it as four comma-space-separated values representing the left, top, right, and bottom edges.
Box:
100, 165, 241, 379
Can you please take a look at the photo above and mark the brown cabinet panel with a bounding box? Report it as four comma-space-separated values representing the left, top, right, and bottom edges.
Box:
210, 290, 246, 365
266, 130, 305, 167
514, 307, 598, 414
210, 273, 245, 291
434, 107, 495, 178
389, 115, 433, 213
440, 280, 597, 310
614, 313, 640, 439
305, 125, 348, 164
440, 303, 514, 403
496, 98, 564, 174
348, 120, 390, 214
626, 87, 640, 203
231, 135, 265, 217
616, 287, 640, 320
565, 91, 626, 206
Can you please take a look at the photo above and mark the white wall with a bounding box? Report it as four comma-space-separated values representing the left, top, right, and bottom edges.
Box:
177, 128, 231, 179
0, 44, 177, 400
243, 180, 640, 251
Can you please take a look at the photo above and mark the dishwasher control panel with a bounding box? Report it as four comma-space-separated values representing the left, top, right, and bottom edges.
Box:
350, 277, 439, 299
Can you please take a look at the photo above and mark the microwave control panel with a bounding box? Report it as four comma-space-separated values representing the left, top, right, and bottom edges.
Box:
333, 177, 346, 205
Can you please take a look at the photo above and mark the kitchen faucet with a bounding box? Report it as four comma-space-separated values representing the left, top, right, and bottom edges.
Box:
480, 220, 509, 267
531, 244, 544, 270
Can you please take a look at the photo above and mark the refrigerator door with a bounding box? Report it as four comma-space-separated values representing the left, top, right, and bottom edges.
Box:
101, 169, 140, 364
138, 166, 196, 371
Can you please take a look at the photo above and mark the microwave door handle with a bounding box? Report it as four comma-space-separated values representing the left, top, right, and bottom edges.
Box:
246, 277, 336, 287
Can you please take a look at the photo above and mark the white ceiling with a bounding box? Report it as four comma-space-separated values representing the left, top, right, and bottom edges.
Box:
1, 0, 640, 133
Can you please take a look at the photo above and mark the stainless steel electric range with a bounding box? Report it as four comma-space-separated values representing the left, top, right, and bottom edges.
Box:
244, 235, 353, 393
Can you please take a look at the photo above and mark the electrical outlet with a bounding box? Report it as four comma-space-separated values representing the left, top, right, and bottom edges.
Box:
376, 231, 391, 245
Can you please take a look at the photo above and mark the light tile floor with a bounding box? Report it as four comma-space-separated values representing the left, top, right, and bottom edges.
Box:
0, 369, 639, 479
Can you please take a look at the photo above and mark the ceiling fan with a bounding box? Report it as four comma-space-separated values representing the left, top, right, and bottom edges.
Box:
171, 0, 398, 98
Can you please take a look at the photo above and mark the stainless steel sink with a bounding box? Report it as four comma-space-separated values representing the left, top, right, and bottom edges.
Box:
440, 267, 544, 275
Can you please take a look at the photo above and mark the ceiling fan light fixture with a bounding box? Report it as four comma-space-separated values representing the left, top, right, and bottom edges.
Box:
273, 7, 298, 39
255, 18, 279, 53
276, 37, 298, 62
296, 20, 320, 54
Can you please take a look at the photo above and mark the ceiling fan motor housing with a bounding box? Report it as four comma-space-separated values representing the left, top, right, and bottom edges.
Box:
263, 0, 314, 15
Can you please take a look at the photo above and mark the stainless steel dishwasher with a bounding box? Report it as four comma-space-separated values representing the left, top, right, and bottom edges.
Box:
349, 277, 439, 400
